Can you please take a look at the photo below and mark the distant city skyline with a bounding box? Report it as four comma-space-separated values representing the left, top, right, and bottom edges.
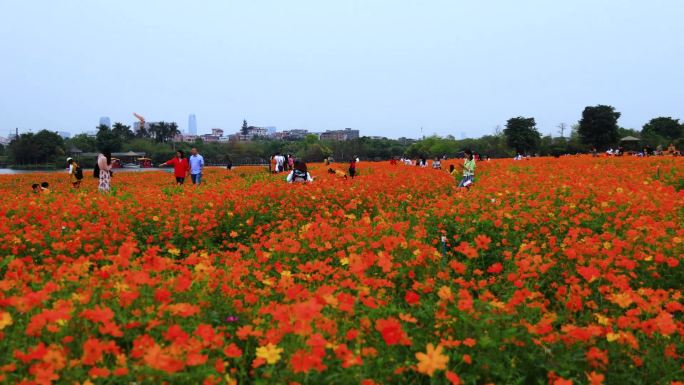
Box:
1, 1, 682, 139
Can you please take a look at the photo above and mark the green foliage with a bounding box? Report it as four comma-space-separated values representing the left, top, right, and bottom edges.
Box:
148, 121, 180, 143
642, 117, 683, 145
504, 117, 541, 154
67, 134, 97, 153
112, 122, 135, 141
96, 124, 123, 152
9, 130, 65, 164
578, 105, 621, 149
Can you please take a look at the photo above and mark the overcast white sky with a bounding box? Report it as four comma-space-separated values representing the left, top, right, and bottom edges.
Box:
0, 0, 682, 138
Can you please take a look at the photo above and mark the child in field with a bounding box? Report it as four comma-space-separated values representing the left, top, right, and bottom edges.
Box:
67, 157, 82, 188
32, 183, 41, 193
40, 182, 51, 194
328, 168, 348, 179
449, 164, 459, 184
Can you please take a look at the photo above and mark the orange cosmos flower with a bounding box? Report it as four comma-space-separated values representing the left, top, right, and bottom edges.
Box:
586, 371, 605, 385
415, 343, 449, 377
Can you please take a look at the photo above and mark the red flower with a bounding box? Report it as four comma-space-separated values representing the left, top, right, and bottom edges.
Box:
375, 317, 407, 346
405, 291, 421, 305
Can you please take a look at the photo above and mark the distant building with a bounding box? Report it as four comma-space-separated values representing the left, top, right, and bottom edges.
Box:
232, 126, 271, 141
228, 134, 246, 142
174, 129, 228, 143
368, 136, 387, 140
133, 121, 150, 133
7, 130, 19, 142
320, 128, 359, 141
133, 121, 164, 133
58, 131, 71, 139
188, 114, 197, 135
249, 127, 269, 137
173, 134, 198, 143
397, 137, 417, 145
99, 116, 111, 128
286, 129, 309, 139
0, 136, 9, 145
265, 126, 277, 135
177, 128, 227, 143
273, 129, 310, 140
200, 134, 221, 143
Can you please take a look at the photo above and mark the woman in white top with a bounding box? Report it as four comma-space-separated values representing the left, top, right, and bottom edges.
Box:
97, 150, 113, 192
287, 159, 313, 183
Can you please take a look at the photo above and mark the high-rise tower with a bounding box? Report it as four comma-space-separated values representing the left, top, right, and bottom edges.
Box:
99, 116, 111, 128
188, 114, 197, 135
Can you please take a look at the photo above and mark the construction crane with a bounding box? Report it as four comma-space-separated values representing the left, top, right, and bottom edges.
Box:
133, 113, 145, 128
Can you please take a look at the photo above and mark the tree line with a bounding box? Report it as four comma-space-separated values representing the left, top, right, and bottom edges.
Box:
3, 105, 681, 167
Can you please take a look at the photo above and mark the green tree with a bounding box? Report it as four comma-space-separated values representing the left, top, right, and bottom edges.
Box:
67, 133, 97, 153
642, 117, 682, 143
148, 122, 180, 143
96, 124, 123, 152
578, 105, 620, 149
300, 143, 332, 162
504, 117, 541, 154
241, 120, 249, 136
112, 122, 135, 141
9, 130, 65, 164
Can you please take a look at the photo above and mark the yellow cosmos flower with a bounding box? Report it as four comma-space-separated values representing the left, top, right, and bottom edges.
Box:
0, 312, 13, 330
256, 343, 283, 364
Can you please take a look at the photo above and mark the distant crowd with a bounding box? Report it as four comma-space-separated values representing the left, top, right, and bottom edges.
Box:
597, 142, 680, 157
31, 142, 679, 195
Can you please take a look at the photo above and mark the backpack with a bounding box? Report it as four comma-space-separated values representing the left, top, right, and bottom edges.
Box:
74, 163, 84, 180
93, 162, 100, 178
292, 169, 308, 183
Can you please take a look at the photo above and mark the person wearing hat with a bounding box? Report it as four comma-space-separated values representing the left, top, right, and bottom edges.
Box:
66, 157, 82, 189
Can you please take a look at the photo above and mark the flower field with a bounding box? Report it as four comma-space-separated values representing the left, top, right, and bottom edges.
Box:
0, 157, 683, 385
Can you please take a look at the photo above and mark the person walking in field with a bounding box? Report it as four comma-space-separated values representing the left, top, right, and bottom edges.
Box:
160, 150, 190, 185
457, 150, 476, 190
349, 157, 357, 179
287, 159, 313, 183
276, 153, 286, 173
269, 154, 275, 173
66, 157, 83, 188
97, 150, 113, 192
189, 147, 204, 185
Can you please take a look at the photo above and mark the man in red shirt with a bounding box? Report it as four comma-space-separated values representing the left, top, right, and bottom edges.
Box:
160, 150, 190, 185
